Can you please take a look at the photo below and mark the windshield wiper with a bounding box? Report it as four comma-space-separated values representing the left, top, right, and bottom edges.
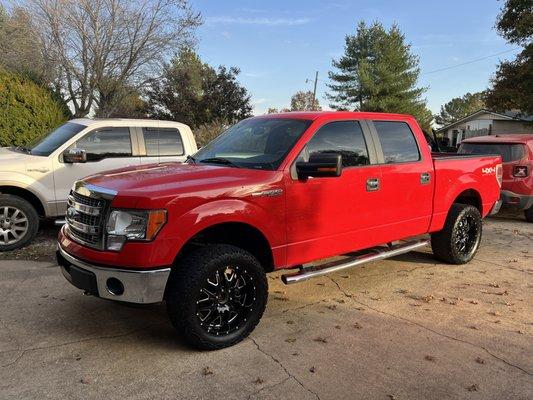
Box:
186, 155, 196, 164
15, 146, 31, 154
199, 157, 240, 168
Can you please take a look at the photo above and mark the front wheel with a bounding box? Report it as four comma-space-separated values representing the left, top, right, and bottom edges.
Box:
431, 204, 482, 264
0, 194, 39, 251
166, 244, 268, 350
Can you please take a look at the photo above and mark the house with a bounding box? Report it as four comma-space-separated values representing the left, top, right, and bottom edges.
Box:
436, 109, 533, 147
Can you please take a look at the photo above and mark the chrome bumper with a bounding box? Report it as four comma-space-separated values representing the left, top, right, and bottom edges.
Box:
57, 246, 171, 304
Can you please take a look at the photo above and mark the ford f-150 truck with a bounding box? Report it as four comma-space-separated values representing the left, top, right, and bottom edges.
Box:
458, 134, 533, 222
0, 118, 196, 250
57, 112, 502, 350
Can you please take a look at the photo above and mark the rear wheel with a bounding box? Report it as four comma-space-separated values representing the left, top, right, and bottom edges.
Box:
166, 244, 268, 350
431, 204, 482, 264
524, 206, 533, 223
0, 194, 39, 251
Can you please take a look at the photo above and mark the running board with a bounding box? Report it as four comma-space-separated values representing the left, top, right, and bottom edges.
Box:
281, 239, 430, 285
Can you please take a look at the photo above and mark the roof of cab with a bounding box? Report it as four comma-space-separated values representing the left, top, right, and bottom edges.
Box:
255, 111, 416, 121
461, 134, 533, 144
69, 118, 191, 129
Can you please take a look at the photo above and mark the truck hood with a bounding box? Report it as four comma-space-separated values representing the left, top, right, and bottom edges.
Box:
84, 162, 281, 200
0, 147, 46, 170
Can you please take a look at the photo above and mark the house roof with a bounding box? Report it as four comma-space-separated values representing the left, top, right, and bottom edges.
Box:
436, 109, 531, 133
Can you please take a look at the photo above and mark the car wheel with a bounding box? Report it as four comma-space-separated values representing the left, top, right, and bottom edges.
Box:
0, 194, 39, 251
166, 244, 268, 350
431, 204, 482, 264
524, 206, 533, 223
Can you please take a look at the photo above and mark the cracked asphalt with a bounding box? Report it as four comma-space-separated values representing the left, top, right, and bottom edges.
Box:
0, 209, 532, 400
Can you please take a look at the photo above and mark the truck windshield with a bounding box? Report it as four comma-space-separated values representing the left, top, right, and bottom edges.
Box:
194, 118, 312, 170
458, 143, 526, 163
27, 122, 86, 156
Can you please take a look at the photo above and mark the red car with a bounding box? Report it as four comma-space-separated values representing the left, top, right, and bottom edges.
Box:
459, 134, 533, 222
57, 112, 502, 349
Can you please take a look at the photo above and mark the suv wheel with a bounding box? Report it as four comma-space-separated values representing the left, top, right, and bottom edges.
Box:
524, 206, 533, 223
0, 194, 39, 251
431, 204, 482, 264
166, 244, 268, 350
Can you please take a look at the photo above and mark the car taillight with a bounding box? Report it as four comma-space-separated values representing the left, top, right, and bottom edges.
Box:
513, 165, 528, 178
496, 164, 503, 187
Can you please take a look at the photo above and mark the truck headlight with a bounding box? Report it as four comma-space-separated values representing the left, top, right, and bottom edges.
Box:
106, 210, 166, 251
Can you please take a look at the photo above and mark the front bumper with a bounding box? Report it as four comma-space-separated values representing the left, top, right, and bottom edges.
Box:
57, 245, 171, 304
500, 190, 533, 210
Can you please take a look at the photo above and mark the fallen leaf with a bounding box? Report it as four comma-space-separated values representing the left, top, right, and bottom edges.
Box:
309, 366, 316, 373
424, 355, 435, 362
467, 384, 479, 392
335, 325, 341, 329
202, 366, 214, 376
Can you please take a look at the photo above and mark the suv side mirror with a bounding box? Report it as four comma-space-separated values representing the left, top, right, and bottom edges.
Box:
296, 153, 342, 179
63, 148, 87, 163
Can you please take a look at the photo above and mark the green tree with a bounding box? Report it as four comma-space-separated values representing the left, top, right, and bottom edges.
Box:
435, 92, 487, 126
486, 0, 532, 115
290, 90, 321, 111
145, 49, 252, 127
0, 68, 69, 147
327, 21, 432, 129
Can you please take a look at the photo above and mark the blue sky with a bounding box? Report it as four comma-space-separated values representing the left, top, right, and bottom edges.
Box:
192, 0, 520, 116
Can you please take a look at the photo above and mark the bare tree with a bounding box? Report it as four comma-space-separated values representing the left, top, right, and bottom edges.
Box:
21, 0, 201, 117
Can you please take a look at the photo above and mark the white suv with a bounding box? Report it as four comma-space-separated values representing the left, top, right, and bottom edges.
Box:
0, 118, 197, 250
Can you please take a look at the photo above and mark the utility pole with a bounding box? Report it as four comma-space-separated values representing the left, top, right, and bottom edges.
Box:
311, 71, 318, 110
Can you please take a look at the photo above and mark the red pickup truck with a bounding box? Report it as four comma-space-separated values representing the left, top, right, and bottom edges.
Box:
57, 112, 502, 349
458, 134, 533, 222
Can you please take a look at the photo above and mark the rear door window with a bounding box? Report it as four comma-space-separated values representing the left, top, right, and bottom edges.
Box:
458, 143, 526, 162
373, 121, 420, 163
142, 128, 184, 156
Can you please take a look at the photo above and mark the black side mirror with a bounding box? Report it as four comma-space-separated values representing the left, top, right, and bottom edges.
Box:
63, 148, 87, 163
296, 153, 342, 179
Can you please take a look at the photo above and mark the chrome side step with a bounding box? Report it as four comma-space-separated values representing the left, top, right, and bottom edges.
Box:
281, 239, 430, 285
54, 219, 66, 226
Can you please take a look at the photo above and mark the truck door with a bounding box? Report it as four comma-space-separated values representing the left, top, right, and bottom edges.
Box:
52, 126, 141, 214
284, 120, 383, 266
369, 120, 433, 241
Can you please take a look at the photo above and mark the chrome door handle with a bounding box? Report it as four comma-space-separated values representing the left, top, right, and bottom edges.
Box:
366, 178, 380, 191
420, 172, 431, 185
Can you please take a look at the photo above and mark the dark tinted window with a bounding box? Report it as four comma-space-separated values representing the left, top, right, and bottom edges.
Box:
75, 127, 132, 161
458, 143, 526, 163
30, 122, 86, 156
194, 118, 312, 170
143, 128, 184, 156
374, 121, 420, 163
306, 121, 369, 167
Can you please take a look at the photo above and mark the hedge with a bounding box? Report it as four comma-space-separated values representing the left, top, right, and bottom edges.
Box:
0, 68, 69, 147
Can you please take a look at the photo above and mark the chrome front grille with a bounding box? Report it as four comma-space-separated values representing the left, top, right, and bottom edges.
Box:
65, 181, 117, 249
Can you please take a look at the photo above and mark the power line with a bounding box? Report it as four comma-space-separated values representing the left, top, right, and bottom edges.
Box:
421, 48, 520, 75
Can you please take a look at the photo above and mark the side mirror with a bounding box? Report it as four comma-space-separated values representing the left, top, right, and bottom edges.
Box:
63, 148, 87, 163
296, 153, 342, 179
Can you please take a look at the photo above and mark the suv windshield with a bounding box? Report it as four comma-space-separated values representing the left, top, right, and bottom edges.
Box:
194, 118, 312, 170
27, 122, 86, 156
458, 142, 526, 163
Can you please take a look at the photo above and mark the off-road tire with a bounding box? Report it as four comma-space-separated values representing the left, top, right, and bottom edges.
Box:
431, 204, 482, 264
524, 206, 533, 223
166, 244, 268, 350
0, 194, 39, 251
